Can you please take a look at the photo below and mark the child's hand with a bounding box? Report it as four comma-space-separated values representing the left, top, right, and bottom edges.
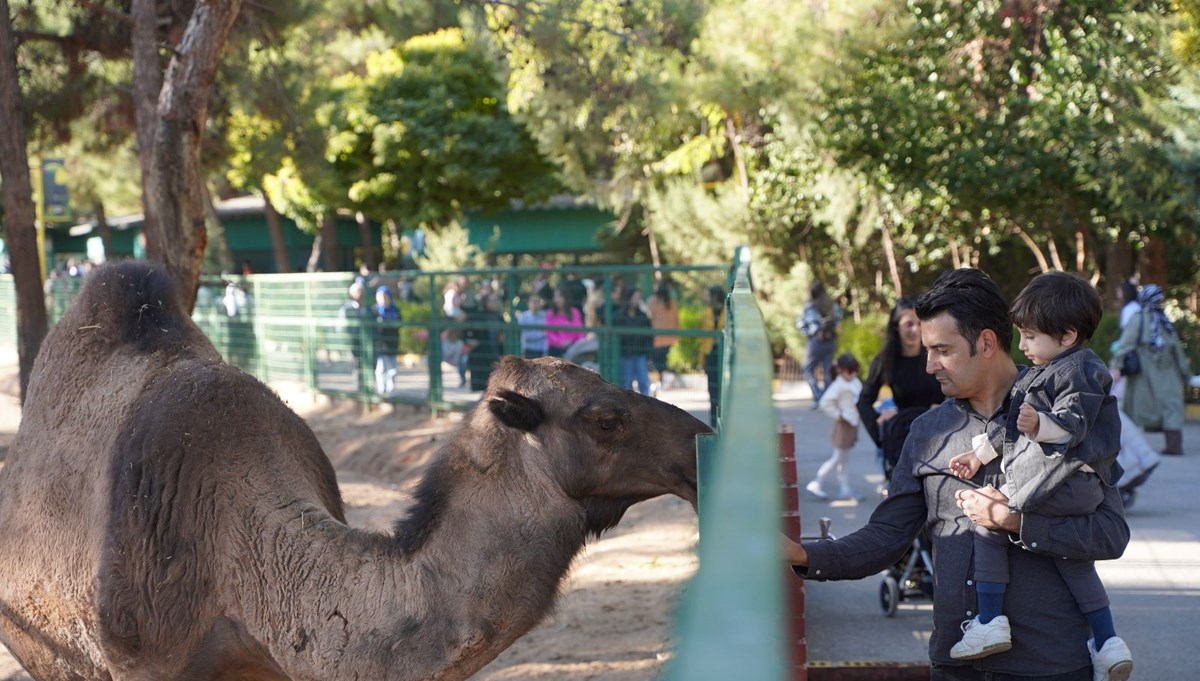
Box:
1017, 402, 1040, 437
949, 451, 982, 479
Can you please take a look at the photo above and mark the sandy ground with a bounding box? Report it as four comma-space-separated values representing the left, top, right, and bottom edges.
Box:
0, 368, 698, 681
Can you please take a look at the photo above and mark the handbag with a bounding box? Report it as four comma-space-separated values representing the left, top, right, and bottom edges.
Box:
1122, 349, 1141, 376
1121, 312, 1146, 376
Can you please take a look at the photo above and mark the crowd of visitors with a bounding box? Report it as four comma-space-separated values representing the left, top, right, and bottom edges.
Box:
327, 263, 718, 412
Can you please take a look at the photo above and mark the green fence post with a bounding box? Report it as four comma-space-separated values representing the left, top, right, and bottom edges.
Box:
427, 272, 444, 413
664, 248, 786, 681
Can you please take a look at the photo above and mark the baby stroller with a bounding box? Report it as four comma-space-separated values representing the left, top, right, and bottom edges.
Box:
880, 531, 934, 617
1115, 409, 1159, 508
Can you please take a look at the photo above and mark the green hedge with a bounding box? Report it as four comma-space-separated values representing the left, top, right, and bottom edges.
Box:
835, 313, 886, 374
397, 301, 431, 355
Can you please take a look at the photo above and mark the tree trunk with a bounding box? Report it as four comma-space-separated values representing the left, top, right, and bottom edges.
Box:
948, 233, 963, 269
879, 212, 903, 298
321, 212, 338, 271
1103, 225, 1133, 309
130, 0, 163, 242
201, 183, 233, 274
1011, 222, 1050, 273
0, 0, 49, 404
134, 0, 243, 312
724, 113, 750, 201
385, 219, 402, 266
305, 231, 323, 273
1046, 235, 1065, 272
94, 201, 113, 260
261, 187, 291, 273
1140, 236, 1168, 289
356, 211, 377, 271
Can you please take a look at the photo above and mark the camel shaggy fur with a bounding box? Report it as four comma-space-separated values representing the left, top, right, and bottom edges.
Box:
0, 262, 710, 681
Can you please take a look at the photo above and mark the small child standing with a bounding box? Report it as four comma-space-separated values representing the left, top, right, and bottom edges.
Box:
806, 353, 863, 500
948, 272, 1132, 681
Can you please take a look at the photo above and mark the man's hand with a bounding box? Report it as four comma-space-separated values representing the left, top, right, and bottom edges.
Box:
1017, 402, 1040, 437
781, 533, 809, 567
949, 451, 982, 479
955, 485, 1021, 533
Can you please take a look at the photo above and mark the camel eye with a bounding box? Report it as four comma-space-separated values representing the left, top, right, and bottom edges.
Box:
599, 419, 618, 431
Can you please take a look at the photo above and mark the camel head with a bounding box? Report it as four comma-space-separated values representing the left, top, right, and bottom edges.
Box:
479, 356, 711, 537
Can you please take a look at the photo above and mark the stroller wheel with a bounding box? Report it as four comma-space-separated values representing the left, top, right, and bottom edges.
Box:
880, 576, 900, 617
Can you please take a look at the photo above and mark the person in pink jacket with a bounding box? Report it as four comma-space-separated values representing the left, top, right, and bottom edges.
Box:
546, 285, 585, 358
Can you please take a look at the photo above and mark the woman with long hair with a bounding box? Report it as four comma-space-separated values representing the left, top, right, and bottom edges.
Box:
545, 285, 585, 358
855, 297, 943, 482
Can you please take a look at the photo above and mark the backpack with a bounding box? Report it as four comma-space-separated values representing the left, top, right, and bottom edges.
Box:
815, 315, 838, 342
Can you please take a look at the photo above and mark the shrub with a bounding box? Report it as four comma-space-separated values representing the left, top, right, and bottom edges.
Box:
669, 303, 710, 372
836, 313, 886, 374
398, 302, 432, 355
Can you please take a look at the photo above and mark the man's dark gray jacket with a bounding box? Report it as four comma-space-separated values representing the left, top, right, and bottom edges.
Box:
795, 377, 1130, 676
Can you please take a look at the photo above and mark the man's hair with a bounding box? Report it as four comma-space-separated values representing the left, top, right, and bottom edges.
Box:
1010, 271, 1102, 343
914, 269, 1012, 355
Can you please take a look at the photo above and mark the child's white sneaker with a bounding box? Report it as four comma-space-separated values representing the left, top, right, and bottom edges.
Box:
804, 480, 829, 499
950, 615, 1012, 660
1088, 637, 1133, 681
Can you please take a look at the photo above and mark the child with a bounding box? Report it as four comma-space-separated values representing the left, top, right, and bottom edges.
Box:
517, 293, 549, 359
948, 272, 1132, 681
806, 353, 863, 500
373, 285, 401, 395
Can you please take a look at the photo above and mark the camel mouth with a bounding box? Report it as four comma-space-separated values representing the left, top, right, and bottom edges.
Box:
675, 476, 699, 512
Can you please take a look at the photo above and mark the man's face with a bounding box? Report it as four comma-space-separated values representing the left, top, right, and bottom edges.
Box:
921, 312, 983, 400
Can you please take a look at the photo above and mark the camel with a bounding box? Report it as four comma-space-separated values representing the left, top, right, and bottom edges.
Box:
0, 262, 710, 681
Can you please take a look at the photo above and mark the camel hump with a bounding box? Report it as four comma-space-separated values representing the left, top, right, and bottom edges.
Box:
70, 261, 194, 353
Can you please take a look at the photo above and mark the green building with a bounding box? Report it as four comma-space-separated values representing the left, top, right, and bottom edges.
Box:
35, 195, 615, 273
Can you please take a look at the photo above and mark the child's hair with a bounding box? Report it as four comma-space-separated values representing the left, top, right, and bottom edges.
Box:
1010, 271, 1102, 344
834, 353, 859, 374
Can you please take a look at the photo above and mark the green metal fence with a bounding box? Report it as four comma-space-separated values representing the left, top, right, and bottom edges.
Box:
0, 263, 730, 413
665, 246, 788, 679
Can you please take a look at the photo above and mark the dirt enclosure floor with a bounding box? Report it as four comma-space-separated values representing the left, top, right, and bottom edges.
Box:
0, 368, 698, 680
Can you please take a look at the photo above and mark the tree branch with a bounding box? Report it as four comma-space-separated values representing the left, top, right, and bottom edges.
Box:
1010, 222, 1049, 273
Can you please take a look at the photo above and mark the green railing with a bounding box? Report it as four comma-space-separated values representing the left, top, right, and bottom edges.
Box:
665, 246, 787, 679
0, 263, 731, 413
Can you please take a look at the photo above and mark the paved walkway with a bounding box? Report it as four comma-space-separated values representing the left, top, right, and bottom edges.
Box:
776, 385, 1200, 678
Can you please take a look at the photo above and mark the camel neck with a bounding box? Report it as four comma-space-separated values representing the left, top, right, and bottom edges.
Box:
259, 458, 589, 681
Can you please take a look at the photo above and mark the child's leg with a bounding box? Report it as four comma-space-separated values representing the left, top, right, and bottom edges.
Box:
951, 526, 1013, 660
973, 525, 1011, 623
812, 450, 843, 492
1056, 559, 1115, 646
833, 448, 854, 495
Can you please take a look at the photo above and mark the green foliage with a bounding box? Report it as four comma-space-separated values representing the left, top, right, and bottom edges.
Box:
1170, 311, 1200, 373
489, 0, 708, 202
817, 0, 1197, 293
1089, 314, 1124, 364
417, 221, 489, 272
320, 28, 560, 229
670, 303, 709, 371
397, 301, 432, 354
836, 314, 887, 376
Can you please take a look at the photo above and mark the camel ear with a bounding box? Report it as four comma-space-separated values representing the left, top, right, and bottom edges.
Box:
488, 390, 546, 432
